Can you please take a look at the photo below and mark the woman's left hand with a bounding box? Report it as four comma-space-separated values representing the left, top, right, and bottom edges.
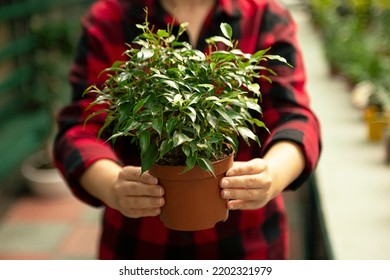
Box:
220, 158, 275, 210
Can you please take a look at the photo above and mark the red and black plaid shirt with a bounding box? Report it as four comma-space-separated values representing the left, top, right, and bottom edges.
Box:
54, 0, 321, 259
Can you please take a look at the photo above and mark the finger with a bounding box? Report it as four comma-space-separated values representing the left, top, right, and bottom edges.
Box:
221, 174, 265, 189
118, 196, 165, 211
117, 181, 164, 197
121, 207, 162, 218
127, 196, 165, 209
221, 187, 265, 201
226, 158, 267, 176
120, 166, 158, 184
226, 199, 267, 210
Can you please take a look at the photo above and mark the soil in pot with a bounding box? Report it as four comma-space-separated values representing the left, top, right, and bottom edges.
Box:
149, 153, 234, 231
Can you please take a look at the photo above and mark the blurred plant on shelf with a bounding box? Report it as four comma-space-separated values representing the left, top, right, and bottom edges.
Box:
27, 6, 88, 115
306, 0, 390, 104
0, 0, 92, 195
23, 4, 92, 197
306, 0, 390, 156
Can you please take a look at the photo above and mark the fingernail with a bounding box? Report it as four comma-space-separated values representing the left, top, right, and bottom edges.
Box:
158, 187, 164, 196
159, 198, 165, 206
223, 190, 230, 198
221, 179, 229, 187
226, 170, 235, 176
228, 203, 236, 210
150, 177, 158, 184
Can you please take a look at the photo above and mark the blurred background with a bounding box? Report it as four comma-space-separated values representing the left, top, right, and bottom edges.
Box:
0, 0, 389, 260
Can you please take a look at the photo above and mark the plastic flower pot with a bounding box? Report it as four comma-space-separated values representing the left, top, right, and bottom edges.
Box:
149, 152, 234, 231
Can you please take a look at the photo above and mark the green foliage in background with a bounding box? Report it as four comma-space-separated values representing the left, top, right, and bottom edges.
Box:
27, 2, 92, 112
307, 0, 390, 104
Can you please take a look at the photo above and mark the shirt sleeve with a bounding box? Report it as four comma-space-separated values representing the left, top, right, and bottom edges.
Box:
257, 1, 322, 190
53, 1, 126, 206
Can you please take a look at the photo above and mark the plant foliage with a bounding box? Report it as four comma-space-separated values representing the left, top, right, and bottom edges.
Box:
85, 11, 291, 174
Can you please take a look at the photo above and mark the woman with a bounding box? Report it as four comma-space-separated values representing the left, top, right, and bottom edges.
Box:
54, 0, 321, 259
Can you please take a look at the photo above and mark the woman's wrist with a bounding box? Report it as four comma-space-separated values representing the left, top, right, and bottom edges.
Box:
263, 141, 305, 198
80, 159, 122, 208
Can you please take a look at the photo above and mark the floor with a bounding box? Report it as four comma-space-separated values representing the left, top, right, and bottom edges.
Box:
0, 193, 102, 260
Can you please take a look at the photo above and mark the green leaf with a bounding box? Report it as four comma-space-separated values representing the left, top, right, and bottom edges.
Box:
185, 107, 197, 123
97, 115, 115, 138
172, 51, 183, 62
192, 123, 201, 135
237, 126, 259, 145
207, 112, 218, 128
135, 23, 146, 30
165, 35, 176, 44
157, 29, 169, 38
137, 48, 154, 60
166, 118, 177, 135
220, 23, 233, 39
264, 54, 293, 67
205, 36, 233, 48
178, 22, 189, 37
247, 83, 260, 95
216, 108, 236, 128
210, 62, 216, 72
207, 134, 223, 144
163, 79, 179, 90
182, 145, 191, 157
124, 120, 140, 132
152, 117, 163, 135
197, 157, 215, 176
173, 131, 192, 147
250, 118, 267, 128
141, 143, 158, 173
84, 109, 108, 126
133, 96, 149, 114
139, 130, 151, 156
251, 48, 271, 60
159, 139, 173, 159
173, 93, 182, 103
205, 96, 220, 102
107, 131, 126, 142
246, 100, 262, 113
188, 95, 201, 106
198, 84, 214, 91
182, 155, 197, 173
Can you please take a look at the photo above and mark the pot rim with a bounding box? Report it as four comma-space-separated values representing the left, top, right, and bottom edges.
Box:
149, 151, 234, 181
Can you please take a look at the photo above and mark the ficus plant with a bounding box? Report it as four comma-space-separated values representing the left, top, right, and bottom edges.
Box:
85, 11, 291, 175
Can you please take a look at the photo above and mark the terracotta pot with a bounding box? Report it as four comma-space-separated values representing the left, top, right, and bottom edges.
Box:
149, 153, 234, 231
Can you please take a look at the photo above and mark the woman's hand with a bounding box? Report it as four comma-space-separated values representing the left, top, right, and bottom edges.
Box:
111, 166, 165, 218
80, 159, 164, 218
220, 141, 306, 210
220, 159, 274, 210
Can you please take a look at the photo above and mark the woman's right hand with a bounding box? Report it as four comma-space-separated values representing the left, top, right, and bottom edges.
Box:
80, 159, 164, 218
111, 166, 165, 218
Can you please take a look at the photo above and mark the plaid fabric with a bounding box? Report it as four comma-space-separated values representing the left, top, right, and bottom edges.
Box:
54, 0, 321, 259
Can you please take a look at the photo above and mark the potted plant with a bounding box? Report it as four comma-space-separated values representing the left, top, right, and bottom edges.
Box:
85, 12, 290, 230
21, 148, 71, 198
363, 87, 390, 142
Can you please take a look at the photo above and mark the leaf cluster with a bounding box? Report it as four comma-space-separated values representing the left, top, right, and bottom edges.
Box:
85, 12, 290, 174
